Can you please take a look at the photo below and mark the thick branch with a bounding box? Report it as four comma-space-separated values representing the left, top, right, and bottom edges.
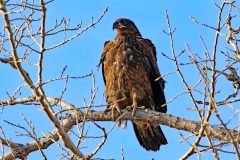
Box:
3, 106, 240, 159
1, 96, 239, 144
76, 109, 239, 143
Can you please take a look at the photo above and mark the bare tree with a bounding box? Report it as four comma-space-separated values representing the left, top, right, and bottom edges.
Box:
0, 0, 240, 159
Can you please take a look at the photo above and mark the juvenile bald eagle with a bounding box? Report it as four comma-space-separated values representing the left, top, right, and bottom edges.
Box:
99, 18, 167, 151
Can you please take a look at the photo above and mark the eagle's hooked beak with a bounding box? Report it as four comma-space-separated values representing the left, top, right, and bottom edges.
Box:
112, 22, 119, 30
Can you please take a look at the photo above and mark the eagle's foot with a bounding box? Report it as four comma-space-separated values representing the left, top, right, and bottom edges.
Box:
104, 105, 121, 120
110, 96, 128, 119
127, 104, 145, 117
126, 105, 133, 111
139, 106, 145, 109
131, 101, 138, 117
111, 103, 121, 120
124, 105, 136, 116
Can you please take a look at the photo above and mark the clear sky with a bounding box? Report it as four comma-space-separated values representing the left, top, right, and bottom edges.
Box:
0, 0, 239, 159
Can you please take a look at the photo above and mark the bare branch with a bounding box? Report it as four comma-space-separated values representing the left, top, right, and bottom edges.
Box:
45, 7, 108, 51
0, 1, 84, 158
3, 108, 240, 159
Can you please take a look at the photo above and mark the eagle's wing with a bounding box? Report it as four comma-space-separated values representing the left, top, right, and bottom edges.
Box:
99, 40, 111, 85
142, 39, 167, 113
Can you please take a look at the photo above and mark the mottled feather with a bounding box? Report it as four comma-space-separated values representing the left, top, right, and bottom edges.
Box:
99, 18, 167, 151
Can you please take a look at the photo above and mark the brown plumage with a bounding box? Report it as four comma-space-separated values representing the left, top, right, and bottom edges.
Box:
99, 18, 167, 151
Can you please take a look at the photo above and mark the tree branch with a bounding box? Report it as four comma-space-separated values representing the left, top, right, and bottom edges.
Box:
2, 97, 240, 159
0, 1, 84, 159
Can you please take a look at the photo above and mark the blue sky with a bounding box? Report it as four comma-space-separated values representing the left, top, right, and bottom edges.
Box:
0, 0, 239, 159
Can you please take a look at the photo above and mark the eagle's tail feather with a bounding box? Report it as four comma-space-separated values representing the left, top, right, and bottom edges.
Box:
132, 121, 167, 151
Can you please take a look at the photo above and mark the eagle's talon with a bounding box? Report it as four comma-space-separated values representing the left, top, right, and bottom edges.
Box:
124, 106, 135, 116
126, 106, 133, 111
130, 104, 145, 116
139, 106, 145, 109
131, 101, 138, 117
132, 108, 136, 117
111, 104, 121, 120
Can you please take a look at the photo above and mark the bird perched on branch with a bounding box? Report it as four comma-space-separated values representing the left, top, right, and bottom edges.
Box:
99, 18, 167, 151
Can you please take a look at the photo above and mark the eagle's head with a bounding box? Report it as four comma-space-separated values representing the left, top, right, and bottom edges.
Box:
113, 18, 141, 36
